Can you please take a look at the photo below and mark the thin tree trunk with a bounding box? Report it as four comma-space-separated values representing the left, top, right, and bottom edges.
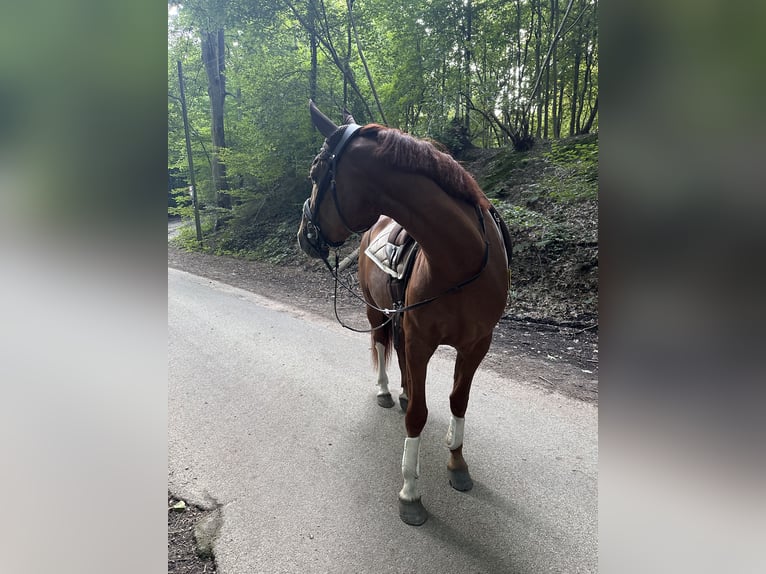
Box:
578, 9, 595, 132
535, 0, 543, 137
569, 22, 582, 136
555, 78, 565, 137
580, 96, 598, 134
283, 0, 373, 119
524, 0, 576, 138
201, 28, 230, 210
344, 0, 351, 107
348, 0, 387, 123
309, 0, 318, 102
515, 0, 522, 128
543, 65, 550, 138
464, 0, 473, 130
551, 0, 559, 139
577, 37, 591, 132
176, 60, 203, 243
518, 0, 535, 137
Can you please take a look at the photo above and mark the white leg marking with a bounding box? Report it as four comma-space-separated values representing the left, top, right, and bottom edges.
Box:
375, 342, 390, 396
398, 436, 421, 501
445, 415, 465, 450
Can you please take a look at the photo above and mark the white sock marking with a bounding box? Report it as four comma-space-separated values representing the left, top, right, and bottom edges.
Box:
375, 342, 390, 396
399, 436, 421, 501
445, 415, 465, 450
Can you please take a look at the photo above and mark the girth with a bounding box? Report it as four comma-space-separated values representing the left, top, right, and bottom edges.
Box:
384, 223, 419, 350
385, 223, 419, 307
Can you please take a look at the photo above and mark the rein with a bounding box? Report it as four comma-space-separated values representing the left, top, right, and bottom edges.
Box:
303, 124, 491, 333
322, 204, 491, 333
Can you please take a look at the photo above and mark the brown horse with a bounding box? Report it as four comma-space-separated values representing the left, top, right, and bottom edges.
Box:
297, 101, 511, 525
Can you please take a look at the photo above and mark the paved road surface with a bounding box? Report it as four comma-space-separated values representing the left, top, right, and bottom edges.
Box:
169, 268, 597, 573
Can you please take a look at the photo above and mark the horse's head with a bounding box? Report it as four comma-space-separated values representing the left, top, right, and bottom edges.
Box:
296, 144, 334, 260
297, 100, 370, 260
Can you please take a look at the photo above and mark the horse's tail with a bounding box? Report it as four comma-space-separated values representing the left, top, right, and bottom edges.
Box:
489, 205, 513, 267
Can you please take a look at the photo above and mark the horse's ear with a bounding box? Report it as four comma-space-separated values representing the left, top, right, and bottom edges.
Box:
342, 108, 357, 125
309, 99, 338, 138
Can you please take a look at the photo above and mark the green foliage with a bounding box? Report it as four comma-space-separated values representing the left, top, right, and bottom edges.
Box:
168, 187, 194, 218
168, 0, 598, 258
213, 221, 297, 264
172, 217, 215, 251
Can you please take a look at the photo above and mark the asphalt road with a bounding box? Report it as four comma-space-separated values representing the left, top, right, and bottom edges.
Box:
169, 267, 597, 573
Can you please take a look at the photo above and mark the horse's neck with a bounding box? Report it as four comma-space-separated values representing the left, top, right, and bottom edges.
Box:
377, 177, 485, 281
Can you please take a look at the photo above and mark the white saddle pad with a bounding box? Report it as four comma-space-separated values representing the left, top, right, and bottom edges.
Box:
363, 220, 418, 280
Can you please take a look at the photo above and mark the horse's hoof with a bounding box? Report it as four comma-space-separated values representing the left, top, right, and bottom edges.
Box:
377, 393, 395, 408
448, 468, 474, 492
399, 395, 408, 412
398, 498, 428, 526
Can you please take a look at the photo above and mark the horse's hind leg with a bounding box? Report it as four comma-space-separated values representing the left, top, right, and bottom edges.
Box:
446, 335, 493, 492
368, 309, 395, 408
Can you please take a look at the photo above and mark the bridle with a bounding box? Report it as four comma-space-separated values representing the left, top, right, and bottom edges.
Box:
301, 123, 365, 253
300, 123, 492, 333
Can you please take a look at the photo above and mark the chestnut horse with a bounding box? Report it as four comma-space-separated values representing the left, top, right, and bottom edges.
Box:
297, 101, 511, 525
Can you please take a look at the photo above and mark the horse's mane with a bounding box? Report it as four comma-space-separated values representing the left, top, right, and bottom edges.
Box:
359, 124, 489, 210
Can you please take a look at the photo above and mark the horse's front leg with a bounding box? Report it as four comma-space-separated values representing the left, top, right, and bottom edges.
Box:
446, 335, 493, 492
398, 339, 434, 526
395, 339, 408, 412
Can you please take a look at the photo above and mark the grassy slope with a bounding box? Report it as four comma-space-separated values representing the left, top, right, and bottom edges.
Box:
465, 134, 598, 324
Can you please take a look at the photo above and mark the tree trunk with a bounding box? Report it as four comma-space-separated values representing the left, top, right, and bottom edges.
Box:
569, 23, 582, 136
577, 37, 591, 132
515, 0, 522, 129
348, 0, 387, 123
283, 0, 374, 120
201, 28, 230, 210
526, 0, 575, 139
344, 0, 351, 108
555, 77, 565, 137
543, 65, 550, 138
578, 8, 595, 132
580, 96, 598, 134
309, 0, 318, 102
463, 0, 473, 131
550, 0, 558, 139
534, 0, 543, 137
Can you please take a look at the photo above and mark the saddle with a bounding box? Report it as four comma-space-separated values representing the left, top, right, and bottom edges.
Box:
363, 219, 420, 311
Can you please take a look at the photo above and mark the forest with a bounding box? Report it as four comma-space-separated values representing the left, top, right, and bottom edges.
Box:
168, 0, 598, 323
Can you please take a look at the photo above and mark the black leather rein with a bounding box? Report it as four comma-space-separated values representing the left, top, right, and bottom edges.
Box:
301, 124, 492, 333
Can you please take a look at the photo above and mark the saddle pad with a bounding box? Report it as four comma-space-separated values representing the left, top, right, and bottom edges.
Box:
364, 220, 418, 280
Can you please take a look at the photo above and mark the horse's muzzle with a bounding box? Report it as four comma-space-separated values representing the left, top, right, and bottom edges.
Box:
297, 219, 329, 260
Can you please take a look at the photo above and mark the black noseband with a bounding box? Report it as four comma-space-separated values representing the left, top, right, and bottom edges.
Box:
302, 196, 344, 250
301, 124, 364, 252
